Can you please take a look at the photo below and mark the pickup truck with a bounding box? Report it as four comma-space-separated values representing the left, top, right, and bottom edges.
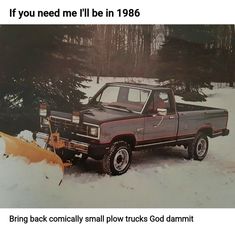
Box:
37, 82, 229, 175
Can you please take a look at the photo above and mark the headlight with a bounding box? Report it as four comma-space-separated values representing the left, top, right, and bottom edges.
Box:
72, 111, 80, 124
88, 126, 98, 137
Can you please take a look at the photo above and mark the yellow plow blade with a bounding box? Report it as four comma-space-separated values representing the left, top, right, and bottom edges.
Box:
0, 132, 64, 172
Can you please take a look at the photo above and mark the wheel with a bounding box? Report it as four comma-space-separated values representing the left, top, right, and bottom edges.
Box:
102, 141, 132, 175
188, 132, 209, 161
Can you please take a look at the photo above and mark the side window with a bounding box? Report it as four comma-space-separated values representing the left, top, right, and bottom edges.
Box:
146, 91, 175, 114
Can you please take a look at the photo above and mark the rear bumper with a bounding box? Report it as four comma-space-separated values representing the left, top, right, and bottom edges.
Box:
36, 132, 109, 160
212, 129, 230, 138
222, 129, 230, 136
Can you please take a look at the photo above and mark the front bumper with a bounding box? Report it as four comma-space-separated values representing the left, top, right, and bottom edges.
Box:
36, 132, 109, 160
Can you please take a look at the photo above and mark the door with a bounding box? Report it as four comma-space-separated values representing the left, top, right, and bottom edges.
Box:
143, 90, 178, 144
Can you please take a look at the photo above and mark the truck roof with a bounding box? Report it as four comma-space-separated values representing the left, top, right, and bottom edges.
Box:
106, 82, 170, 91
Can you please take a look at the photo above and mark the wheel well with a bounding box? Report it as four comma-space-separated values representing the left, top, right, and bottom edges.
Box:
198, 128, 213, 137
111, 135, 136, 150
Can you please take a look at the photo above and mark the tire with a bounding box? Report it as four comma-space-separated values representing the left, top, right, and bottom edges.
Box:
102, 141, 132, 176
188, 132, 209, 161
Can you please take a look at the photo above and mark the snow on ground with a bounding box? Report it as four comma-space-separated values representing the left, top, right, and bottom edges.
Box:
0, 156, 63, 207
0, 131, 63, 207
0, 77, 235, 208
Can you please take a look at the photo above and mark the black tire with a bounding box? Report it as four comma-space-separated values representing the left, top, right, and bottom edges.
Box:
102, 141, 132, 176
188, 132, 209, 161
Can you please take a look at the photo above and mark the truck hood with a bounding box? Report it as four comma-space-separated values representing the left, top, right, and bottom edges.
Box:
50, 107, 140, 125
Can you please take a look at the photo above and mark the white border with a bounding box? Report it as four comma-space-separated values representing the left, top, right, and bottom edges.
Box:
0, 0, 235, 227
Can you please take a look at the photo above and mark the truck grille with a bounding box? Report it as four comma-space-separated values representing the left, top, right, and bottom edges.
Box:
50, 117, 88, 136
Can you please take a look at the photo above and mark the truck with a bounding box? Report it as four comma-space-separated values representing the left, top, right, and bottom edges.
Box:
37, 82, 229, 175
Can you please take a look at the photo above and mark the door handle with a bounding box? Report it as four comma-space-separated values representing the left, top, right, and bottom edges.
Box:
169, 116, 175, 119
136, 128, 144, 133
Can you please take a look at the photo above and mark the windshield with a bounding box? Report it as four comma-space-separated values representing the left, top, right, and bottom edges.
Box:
94, 85, 151, 113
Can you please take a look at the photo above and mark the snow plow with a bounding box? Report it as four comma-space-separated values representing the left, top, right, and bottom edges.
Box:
0, 131, 64, 172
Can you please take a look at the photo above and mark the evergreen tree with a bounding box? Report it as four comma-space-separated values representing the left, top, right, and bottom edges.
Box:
0, 25, 93, 133
155, 25, 232, 101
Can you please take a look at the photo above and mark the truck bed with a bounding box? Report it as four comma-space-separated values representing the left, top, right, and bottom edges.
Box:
176, 103, 228, 139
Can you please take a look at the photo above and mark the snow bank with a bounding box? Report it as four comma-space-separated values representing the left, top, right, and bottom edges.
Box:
0, 132, 63, 207
17, 130, 34, 142
17, 130, 45, 147
0, 156, 63, 207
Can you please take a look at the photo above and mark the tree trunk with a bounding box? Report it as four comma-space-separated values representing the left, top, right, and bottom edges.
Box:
185, 81, 191, 92
97, 76, 100, 84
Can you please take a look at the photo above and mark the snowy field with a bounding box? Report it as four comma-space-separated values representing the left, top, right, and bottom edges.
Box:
0, 77, 235, 208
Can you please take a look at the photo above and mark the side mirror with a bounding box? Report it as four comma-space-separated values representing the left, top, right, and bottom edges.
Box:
157, 108, 167, 116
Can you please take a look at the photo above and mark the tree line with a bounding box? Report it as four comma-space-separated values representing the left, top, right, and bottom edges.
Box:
90, 25, 235, 100
0, 25, 234, 133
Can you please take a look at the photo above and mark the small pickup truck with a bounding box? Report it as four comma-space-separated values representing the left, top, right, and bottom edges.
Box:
38, 82, 229, 175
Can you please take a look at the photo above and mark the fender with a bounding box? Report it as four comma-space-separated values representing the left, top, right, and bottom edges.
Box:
111, 134, 136, 149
